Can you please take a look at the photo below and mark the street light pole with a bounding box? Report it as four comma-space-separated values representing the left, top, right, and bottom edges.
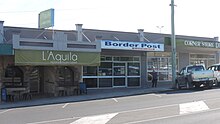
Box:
156, 26, 164, 33
171, 0, 176, 87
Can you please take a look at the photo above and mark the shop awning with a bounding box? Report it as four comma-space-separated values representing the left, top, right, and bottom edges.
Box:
15, 49, 100, 66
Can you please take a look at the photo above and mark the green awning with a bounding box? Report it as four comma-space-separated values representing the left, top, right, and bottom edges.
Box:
15, 49, 100, 66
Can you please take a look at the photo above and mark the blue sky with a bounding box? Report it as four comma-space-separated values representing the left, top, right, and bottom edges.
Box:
0, 0, 220, 38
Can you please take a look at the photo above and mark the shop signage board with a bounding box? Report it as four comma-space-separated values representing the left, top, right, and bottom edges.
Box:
165, 37, 220, 49
101, 40, 164, 51
15, 50, 100, 66
38, 8, 54, 29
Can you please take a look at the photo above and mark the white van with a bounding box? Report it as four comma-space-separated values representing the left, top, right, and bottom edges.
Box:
207, 64, 220, 86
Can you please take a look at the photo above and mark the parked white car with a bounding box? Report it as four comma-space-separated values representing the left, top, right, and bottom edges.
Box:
207, 64, 220, 86
176, 64, 216, 89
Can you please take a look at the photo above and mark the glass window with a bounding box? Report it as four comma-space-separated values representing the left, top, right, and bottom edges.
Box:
4, 66, 24, 87
99, 78, 112, 87
113, 78, 125, 86
98, 62, 112, 76
120, 57, 132, 61
113, 63, 125, 76
83, 66, 97, 76
84, 78, 97, 88
113, 57, 120, 61
133, 57, 140, 61
128, 78, 140, 87
101, 56, 112, 61
190, 54, 216, 68
148, 52, 171, 57
127, 63, 140, 76
159, 72, 171, 80
147, 55, 178, 82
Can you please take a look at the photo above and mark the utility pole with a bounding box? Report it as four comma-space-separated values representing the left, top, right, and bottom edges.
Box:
171, 0, 176, 87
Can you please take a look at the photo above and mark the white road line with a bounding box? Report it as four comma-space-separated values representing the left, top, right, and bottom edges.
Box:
0, 109, 11, 114
70, 113, 118, 124
112, 98, 118, 102
62, 103, 70, 108
26, 117, 79, 124
149, 94, 162, 97
179, 101, 209, 115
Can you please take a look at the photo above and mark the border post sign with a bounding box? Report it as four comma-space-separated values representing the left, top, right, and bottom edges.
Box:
38, 8, 54, 29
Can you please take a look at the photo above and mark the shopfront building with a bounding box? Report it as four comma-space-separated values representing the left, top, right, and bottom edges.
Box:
83, 40, 165, 88
0, 24, 101, 100
1, 21, 220, 100
165, 37, 220, 70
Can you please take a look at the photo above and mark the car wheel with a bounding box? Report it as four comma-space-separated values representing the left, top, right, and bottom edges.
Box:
195, 84, 200, 89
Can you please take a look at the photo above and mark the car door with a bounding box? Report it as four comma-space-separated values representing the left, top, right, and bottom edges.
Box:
177, 67, 186, 85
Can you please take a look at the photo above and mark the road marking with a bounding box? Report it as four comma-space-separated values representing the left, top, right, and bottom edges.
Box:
112, 98, 118, 102
179, 101, 209, 114
0, 109, 11, 114
62, 103, 70, 108
26, 117, 79, 124
149, 94, 162, 97
70, 113, 118, 124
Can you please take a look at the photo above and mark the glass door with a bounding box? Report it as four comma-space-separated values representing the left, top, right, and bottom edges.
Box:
113, 62, 126, 87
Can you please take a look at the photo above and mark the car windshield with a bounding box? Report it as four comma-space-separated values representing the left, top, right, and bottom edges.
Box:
187, 66, 204, 72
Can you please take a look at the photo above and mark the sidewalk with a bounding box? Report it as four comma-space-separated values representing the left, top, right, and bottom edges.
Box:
0, 84, 174, 109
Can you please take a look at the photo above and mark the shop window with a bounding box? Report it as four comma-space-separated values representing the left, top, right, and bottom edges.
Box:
99, 78, 112, 87
84, 78, 97, 88
127, 63, 140, 76
4, 65, 24, 87
133, 57, 140, 61
113, 57, 120, 61
101, 56, 112, 61
83, 66, 97, 76
190, 54, 216, 68
113, 63, 125, 76
128, 78, 140, 87
113, 78, 125, 86
98, 62, 112, 76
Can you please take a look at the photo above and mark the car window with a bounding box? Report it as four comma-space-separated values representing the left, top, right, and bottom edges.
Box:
218, 66, 220, 71
179, 67, 186, 75
187, 66, 204, 72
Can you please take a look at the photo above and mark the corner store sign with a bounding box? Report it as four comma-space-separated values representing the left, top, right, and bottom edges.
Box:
184, 40, 220, 48
165, 37, 220, 49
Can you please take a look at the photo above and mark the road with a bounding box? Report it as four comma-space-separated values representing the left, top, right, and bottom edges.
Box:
1, 88, 220, 124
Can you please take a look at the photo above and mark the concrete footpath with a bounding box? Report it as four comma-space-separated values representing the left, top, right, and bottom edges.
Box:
0, 84, 174, 109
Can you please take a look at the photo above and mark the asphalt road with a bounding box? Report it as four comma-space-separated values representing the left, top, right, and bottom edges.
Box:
1, 88, 220, 124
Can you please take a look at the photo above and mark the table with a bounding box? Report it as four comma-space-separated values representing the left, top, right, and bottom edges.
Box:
57, 86, 79, 96
6, 87, 29, 101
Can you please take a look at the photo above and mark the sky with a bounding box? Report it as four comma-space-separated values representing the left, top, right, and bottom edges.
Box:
0, 0, 220, 38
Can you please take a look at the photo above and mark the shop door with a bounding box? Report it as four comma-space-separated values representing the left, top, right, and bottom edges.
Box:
113, 62, 126, 87
29, 67, 40, 94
